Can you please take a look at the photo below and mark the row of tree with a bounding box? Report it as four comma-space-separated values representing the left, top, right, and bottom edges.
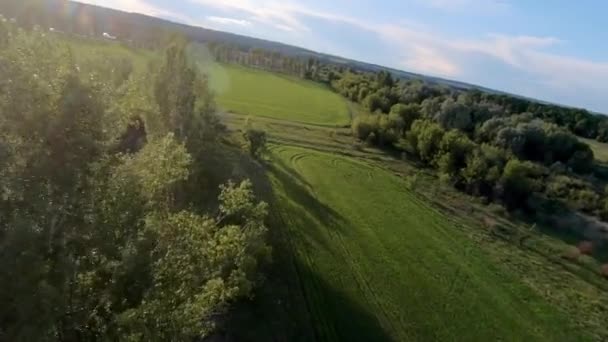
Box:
352, 95, 608, 217
334, 69, 608, 142
0, 21, 269, 341
208, 43, 339, 83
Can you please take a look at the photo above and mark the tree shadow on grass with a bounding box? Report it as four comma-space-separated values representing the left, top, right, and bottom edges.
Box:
223, 258, 393, 342
218, 151, 391, 341
266, 157, 350, 234
292, 259, 393, 342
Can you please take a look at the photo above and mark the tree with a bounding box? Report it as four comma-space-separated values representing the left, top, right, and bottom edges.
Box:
500, 159, 543, 210
352, 114, 379, 141
153, 36, 218, 155
0, 28, 269, 341
436, 130, 475, 182
407, 119, 445, 163
435, 98, 473, 131
462, 144, 505, 197
390, 103, 420, 132
244, 129, 267, 158
567, 147, 594, 174
364, 93, 384, 113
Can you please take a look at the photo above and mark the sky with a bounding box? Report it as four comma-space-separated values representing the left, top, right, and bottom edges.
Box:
79, 0, 608, 113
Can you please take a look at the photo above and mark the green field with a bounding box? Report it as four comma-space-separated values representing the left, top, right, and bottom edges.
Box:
266, 145, 582, 341
209, 65, 350, 126
581, 137, 608, 163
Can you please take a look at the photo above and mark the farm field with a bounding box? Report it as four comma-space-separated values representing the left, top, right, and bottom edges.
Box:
209, 64, 350, 126
265, 144, 583, 341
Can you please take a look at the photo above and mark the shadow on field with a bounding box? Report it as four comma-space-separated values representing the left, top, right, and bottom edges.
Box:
293, 259, 393, 342
219, 153, 391, 341
267, 157, 350, 235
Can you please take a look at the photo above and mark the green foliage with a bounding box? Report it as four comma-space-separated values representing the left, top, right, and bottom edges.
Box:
435, 98, 473, 131
364, 93, 384, 113
546, 175, 600, 213
500, 159, 543, 209
0, 29, 269, 341
119, 134, 192, 204
244, 128, 268, 158
436, 130, 475, 182
352, 113, 379, 141
462, 145, 502, 196
154, 37, 198, 140
120, 181, 269, 340
407, 119, 446, 163
390, 103, 420, 131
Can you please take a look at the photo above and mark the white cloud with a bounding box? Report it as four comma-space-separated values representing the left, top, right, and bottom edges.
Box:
402, 46, 462, 76
420, 0, 510, 12
189, 0, 309, 32
453, 34, 562, 67
207, 16, 251, 27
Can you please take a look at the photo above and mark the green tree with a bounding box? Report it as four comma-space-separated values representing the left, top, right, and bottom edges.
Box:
407, 119, 446, 164
435, 98, 473, 131
390, 103, 420, 132
500, 159, 543, 210
244, 128, 268, 158
436, 130, 475, 182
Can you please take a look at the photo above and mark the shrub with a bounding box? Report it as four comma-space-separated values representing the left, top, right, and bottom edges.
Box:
601, 264, 608, 278
243, 129, 267, 158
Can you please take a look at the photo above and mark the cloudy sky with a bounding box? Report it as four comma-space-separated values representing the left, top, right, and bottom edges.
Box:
79, 0, 608, 113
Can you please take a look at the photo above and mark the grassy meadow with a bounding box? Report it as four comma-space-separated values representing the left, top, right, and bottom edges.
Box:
209, 65, 350, 126
264, 144, 585, 341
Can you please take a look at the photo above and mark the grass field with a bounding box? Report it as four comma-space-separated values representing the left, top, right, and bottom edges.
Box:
266, 144, 585, 341
581, 137, 608, 163
209, 65, 350, 126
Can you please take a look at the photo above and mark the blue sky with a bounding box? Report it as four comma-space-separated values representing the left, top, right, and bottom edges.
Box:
80, 0, 608, 113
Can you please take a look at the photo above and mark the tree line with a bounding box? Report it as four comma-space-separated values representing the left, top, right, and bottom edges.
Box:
208, 43, 339, 83
0, 21, 270, 341
341, 71, 608, 220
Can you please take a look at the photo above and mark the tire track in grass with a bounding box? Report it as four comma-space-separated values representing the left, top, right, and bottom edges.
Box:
269, 174, 340, 340
286, 148, 405, 338
322, 158, 410, 337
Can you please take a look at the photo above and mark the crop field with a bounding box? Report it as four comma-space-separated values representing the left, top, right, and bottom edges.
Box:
266, 145, 581, 341
209, 65, 350, 126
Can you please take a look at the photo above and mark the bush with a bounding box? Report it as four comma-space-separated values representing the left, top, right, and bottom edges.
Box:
389, 103, 420, 131
243, 129, 267, 158
572, 189, 600, 212
407, 119, 445, 164
351, 114, 379, 140
500, 159, 543, 210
